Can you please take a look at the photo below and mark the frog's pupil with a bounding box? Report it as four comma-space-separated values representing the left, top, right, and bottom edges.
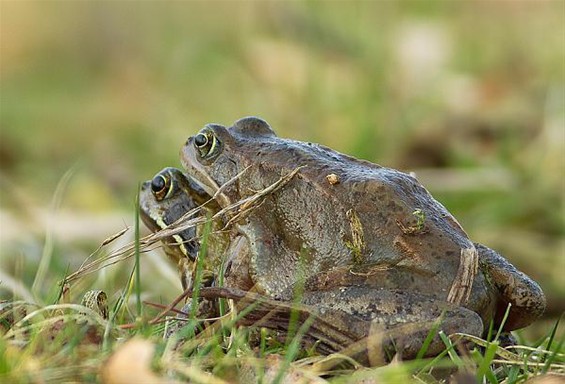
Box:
194, 133, 208, 147
151, 176, 166, 193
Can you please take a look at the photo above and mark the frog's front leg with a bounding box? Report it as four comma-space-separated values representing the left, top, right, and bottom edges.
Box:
475, 243, 546, 330
300, 286, 483, 363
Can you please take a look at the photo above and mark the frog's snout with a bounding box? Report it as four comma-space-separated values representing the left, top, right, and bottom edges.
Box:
140, 180, 151, 192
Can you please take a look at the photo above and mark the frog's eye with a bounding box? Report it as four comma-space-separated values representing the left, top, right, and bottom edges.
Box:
193, 129, 220, 159
151, 174, 172, 201
194, 133, 208, 147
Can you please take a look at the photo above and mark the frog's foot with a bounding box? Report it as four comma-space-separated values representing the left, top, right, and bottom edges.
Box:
476, 243, 546, 331
166, 271, 219, 339
301, 286, 484, 364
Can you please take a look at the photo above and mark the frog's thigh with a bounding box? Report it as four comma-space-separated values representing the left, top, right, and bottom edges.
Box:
302, 287, 483, 360
476, 243, 546, 330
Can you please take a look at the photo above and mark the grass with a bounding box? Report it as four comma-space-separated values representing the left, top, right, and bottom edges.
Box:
1, 294, 563, 383
1, 199, 563, 383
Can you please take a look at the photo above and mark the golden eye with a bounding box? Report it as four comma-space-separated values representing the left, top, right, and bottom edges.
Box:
151, 174, 171, 201
193, 129, 220, 158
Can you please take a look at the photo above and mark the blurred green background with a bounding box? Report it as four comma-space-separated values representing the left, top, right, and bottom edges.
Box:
1, 1, 563, 335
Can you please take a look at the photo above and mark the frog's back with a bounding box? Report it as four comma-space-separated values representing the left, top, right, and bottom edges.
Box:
231, 121, 472, 242
230, 118, 475, 296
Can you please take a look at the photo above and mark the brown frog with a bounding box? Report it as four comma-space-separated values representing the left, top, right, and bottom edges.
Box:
140, 167, 227, 292
140, 167, 209, 290
176, 117, 544, 360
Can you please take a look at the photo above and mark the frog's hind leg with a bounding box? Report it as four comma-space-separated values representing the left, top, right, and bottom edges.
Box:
475, 243, 546, 331
301, 287, 483, 365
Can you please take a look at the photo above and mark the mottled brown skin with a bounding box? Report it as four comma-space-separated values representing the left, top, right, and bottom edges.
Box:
168, 116, 543, 360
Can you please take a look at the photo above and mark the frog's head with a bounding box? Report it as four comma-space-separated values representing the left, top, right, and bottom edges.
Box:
180, 117, 276, 207
140, 167, 208, 262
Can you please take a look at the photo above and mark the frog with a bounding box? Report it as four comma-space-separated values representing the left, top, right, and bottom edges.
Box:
140, 167, 233, 331
176, 116, 545, 361
140, 167, 210, 290
140, 167, 228, 293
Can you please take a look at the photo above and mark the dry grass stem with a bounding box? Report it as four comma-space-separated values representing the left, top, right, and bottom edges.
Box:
63, 166, 303, 285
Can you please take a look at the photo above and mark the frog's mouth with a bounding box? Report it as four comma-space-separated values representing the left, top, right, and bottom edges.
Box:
180, 138, 231, 208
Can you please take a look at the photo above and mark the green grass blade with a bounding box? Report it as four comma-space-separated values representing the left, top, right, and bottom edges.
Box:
53, 264, 71, 305
542, 316, 561, 362
439, 330, 464, 368
416, 314, 443, 360
272, 315, 316, 384
190, 217, 212, 319
543, 337, 564, 373
286, 250, 307, 346
477, 341, 499, 383
117, 264, 138, 324
134, 183, 142, 318
494, 303, 512, 342
416, 349, 451, 377
32, 166, 77, 299
506, 364, 520, 383
486, 318, 495, 342
0, 338, 10, 375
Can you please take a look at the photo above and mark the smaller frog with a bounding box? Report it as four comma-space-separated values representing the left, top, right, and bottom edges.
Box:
140, 167, 209, 290
140, 168, 224, 326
